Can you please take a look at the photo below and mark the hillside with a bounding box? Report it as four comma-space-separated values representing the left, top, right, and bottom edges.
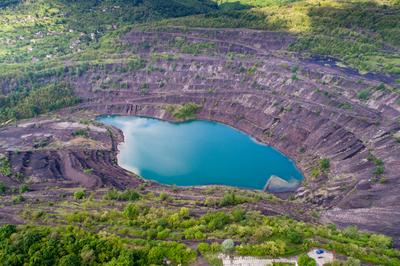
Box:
0, 0, 400, 265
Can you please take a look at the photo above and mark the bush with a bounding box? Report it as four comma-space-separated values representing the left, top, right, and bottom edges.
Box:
74, 189, 86, 200
286, 230, 303, 244
72, 128, 89, 137
319, 158, 330, 171
159, 192, 170, 201
0, 156, 12, 177
298, 254, 316, 266
357, 89, 371, 100
253, 226, 274, 242
123, 203, 140, 219
201, 211, 231, 230
19, 184, 29, 193
218, 192, 252, 207
12, 195, 25, 204
197, 243, 211, 254
0, 181, 7, 194
104, 189, 140, 201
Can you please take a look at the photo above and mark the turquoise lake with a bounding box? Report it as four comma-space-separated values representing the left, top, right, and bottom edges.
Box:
97, 116, 303, 190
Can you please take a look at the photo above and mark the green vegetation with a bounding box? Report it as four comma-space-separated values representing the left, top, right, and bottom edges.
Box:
216, 191, 255, 207
319, 158, 330, 171
0, 0, 398, 126
83, 168, 93, 174
172, 38, 217, 55
0, 0, 217, 65
4, 187, 397, 265
72, 128, 90, 138
166, 102, 201, 120
74, 189, 87, 200
0, 83, 79, 124
19, 184, 29, 194
0, 155, 12, 177
298, 254, 316, 266
0, 1, 399, 264
103, 189, 141, 201
0, 224, 196, 266
11, 194, 25, 204
151, 0, 400, 74
367, 152, 385, 182
0, 181, 6, 194
357, 88, 371, 101
311, 158, 330, 178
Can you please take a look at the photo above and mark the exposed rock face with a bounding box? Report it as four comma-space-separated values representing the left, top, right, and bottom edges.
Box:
1, 27, 399, 242
0, 120, 143, 190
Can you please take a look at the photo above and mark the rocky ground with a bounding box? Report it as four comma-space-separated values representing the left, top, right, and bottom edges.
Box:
1, 27, 399, 244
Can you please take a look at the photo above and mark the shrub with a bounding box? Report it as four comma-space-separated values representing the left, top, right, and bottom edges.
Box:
231, 208, 246, 222
123, 203, 140, 219
72, 128, 89, 137
286, 230, 303, 244
159, 192, 170, 201
0, 181, 7, 194
298, 254, 316, 266
201, 212, 231, 230
74, 189, 86, 200
19, 184, 29, 193
368, 234, 392, 249
0, 156, 12, 177
12, 195, 25, 204
319, 158, 330, 171
357, 89, 371, 100
253, 226, 274, 242
218, 192, 252, 207
104, 189, 140, 201
197, 243, 211, 254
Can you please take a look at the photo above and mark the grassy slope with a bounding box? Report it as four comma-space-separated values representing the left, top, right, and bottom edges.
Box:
152, 0, 400, 75
1, 187, 400, 265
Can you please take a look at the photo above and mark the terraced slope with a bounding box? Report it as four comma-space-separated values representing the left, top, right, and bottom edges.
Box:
0, 0, 400, 260
1, 26, 399, 243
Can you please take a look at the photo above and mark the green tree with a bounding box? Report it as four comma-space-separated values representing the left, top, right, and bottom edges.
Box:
59, 254, 81, 266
